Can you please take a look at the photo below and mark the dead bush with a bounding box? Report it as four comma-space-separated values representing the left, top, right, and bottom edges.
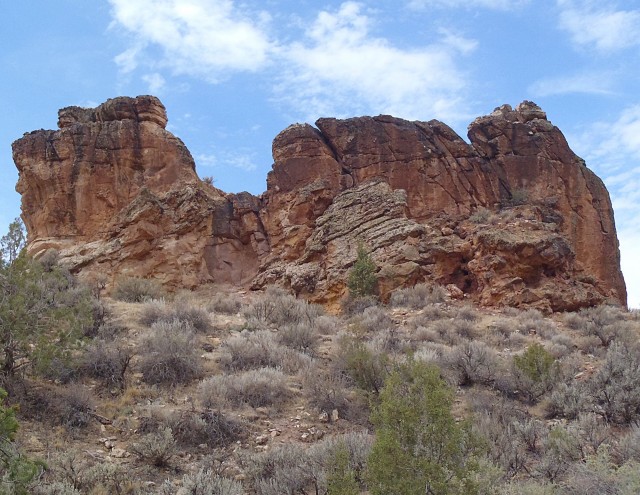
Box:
349, 305, 394, 334
80, 340, 131, 390
179, 468, 243, 495
140, 299, 212, 333
219, 330, 309, 373
130, 427, 177, 467
340, 294, 378, 315
302, 363, 353, 420
138, 320, 203, 386
277, 322, 319, 356
333, 334, 390, 396
207, 291, 243, 314
446, 341, 498, 386
587, 341, 640, 423
112, 276, 164, 303
198, 368, 291, 409
54, 385, 95, 429
389, 283, 447, 309
547, 381, 591, 420
140, 408, 246, 449
244, 287, 322, 328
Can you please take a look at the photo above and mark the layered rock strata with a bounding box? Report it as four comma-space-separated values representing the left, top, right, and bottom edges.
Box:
12, 96, 626, 311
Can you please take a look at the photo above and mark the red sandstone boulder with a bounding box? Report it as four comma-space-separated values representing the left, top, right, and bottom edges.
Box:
11, 96, 627, 311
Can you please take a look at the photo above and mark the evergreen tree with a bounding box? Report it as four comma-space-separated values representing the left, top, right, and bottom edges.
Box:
367, 360, 482, 495
0, 252, 92, 376
347, 244, 377, 298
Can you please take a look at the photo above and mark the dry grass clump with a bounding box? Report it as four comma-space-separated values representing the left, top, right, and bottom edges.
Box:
341, 294, 379, 315
333, 334, 390, 396
112, 276, 164, 302
277, 322, 319, 356
389, 283, 447, 309
79, 340, 131, 391
139, 407, 246, 449
207, 291, 243, 314
445, 340, 498, 386
349, 305, 394, 334
244, 286, 323, 328
138, 319, 203, 386
548, 342, 640, 424
139, 298, 212, 333
301, 363, 370, 424
219, 330, 310, 373
177, 468, 244, 495
198, 367, 291, 409
130, 427, 177, 467
33, 451, 141, 495
241, 432, 372, 495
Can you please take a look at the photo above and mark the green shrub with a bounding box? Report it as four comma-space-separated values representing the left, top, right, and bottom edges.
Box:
347, 245, 377, 298
513, 343, 557, 403
334, 335, 390, 396
0, 388, 42, 493
367, 360, 483, 495
0, 253, 93, 377
327, 442, 359, 495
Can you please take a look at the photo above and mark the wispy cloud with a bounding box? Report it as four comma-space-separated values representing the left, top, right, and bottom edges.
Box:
529, 71, 614, 97
142, 72, 166, 93
407, 0, 529, 10
274, 2, 475, 122
108, 0, 274, 81
557, 0, 640, 52
196, 150, 258, 173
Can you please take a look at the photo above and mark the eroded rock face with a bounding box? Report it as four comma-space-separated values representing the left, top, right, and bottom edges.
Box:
13, 96, 263, 288
12, 97, 627, 311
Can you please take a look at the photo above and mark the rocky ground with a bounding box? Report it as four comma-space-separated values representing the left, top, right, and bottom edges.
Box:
10, 281, 640, 494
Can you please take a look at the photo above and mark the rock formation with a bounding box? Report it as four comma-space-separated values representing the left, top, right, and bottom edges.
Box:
12, 96, 627, 311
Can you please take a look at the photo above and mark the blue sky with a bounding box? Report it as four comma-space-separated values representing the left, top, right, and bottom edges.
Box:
1, 0, 639, 307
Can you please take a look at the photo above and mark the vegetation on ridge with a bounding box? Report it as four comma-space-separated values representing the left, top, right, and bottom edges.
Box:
0, 221, 639, 493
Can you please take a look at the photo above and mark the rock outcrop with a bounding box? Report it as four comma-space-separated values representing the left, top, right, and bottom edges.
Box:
12, 97, 627, 311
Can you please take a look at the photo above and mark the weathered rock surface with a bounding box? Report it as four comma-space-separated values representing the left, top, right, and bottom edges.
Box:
13, 96, 263, 287
12, 97, 627, 311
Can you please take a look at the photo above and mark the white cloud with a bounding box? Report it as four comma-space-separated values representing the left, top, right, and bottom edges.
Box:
619, 228, 640, 309
529, 72, 613, 97
275, 2, 475, 122
196, 151, 257, 172
408, 0, 529, 10
142, 72, 166, 93
109, 0, 273, 81
558, 1, 640, 52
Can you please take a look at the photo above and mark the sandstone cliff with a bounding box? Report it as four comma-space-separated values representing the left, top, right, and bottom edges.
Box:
12, 96, 627, 311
